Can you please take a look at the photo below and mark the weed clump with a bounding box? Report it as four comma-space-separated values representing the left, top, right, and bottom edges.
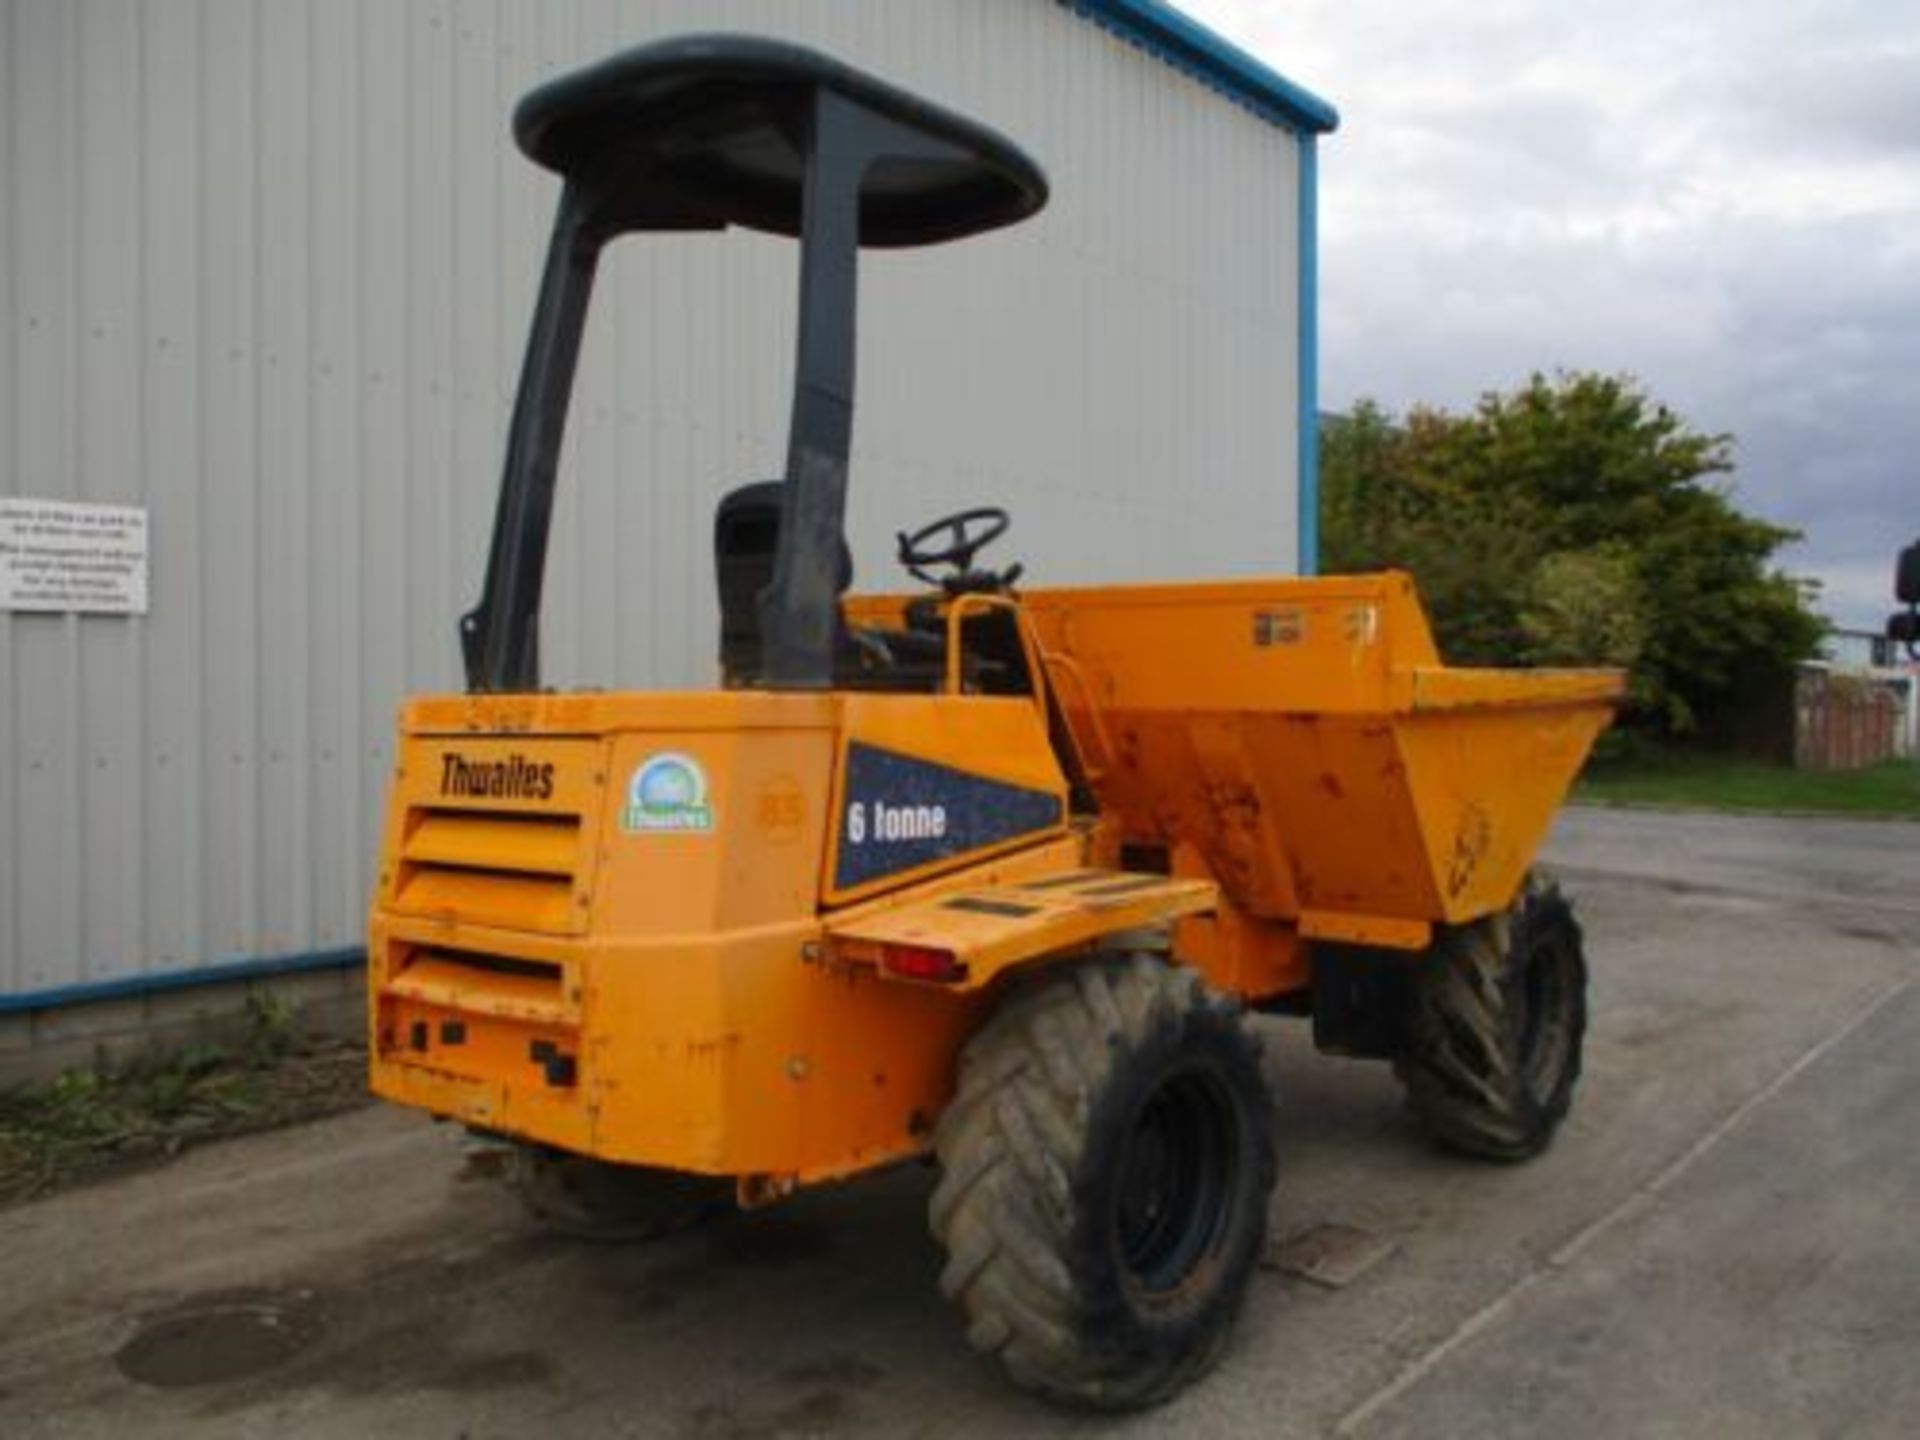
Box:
0, 993, 366, 1206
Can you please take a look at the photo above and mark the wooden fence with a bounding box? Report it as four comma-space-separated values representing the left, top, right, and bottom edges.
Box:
1794, 669, 1903, 770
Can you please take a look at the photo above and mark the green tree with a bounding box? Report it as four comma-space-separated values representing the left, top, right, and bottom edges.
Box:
1320, 373, 1823, 736
1522, 547, 1648, 669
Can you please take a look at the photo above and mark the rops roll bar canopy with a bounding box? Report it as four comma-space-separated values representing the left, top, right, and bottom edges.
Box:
461, 34, 1049, 692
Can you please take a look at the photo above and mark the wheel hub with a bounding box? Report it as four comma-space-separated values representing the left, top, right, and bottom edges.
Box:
1519, 934, 1574, 1101
1114, 1068, 1238, 1297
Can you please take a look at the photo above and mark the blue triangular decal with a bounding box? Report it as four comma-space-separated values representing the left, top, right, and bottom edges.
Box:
834, 743, 1063, 890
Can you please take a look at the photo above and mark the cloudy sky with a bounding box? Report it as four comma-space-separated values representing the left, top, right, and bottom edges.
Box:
1184, 0, 1919, 629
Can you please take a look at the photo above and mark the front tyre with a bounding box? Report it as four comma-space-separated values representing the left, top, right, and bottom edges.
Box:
1394, 881, 1588, 1161
508, 1145, 732, 1242
930, 955, 1276, 1411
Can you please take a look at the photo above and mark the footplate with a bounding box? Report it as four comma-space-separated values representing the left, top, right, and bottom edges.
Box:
826, 869, 1217, 989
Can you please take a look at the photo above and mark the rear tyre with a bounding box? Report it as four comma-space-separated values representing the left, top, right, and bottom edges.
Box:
1394, 881, 1587, 1161
508, 1145, 732, 1242
930, 954, 1276, 1411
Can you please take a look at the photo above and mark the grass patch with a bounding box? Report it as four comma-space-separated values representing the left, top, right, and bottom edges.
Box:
0, 994, 367, 1207
1576, 753, 1920, 818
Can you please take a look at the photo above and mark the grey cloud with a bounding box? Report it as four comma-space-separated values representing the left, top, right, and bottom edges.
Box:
1188, 0, 1919, 628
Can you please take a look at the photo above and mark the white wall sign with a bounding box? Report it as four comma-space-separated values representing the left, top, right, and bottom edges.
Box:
0, 498, 149, 614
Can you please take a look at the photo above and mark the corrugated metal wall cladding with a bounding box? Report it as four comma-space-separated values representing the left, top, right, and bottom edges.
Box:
0, 0, 1305, 997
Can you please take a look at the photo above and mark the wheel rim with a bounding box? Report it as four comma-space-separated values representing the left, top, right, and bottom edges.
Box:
1518, 935, 1573, 1101
1113, 1065, 1240, 1300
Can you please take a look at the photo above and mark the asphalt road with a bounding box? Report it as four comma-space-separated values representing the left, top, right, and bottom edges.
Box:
3, 806, 1916, 1438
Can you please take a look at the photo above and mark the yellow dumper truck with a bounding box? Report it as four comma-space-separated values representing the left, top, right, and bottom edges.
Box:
368, 36, 1620, 1409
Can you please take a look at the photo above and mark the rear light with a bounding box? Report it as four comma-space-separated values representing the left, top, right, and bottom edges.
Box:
881, 944, 968, 985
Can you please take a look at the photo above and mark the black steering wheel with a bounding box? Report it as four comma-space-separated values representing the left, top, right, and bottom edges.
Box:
897, 506, 1012, 587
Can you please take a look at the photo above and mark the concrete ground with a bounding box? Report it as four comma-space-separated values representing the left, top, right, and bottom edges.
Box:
2, 807, 1915, 1438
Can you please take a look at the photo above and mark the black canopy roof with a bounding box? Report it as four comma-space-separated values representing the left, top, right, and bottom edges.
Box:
464, 35, 1051, 694
512, 33, 1048, 247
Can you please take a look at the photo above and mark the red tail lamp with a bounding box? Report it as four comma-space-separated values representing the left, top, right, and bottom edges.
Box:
881, 944, 968, 984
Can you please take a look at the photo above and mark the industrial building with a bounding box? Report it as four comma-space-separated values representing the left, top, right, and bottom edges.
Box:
0, 0, 1335, 1059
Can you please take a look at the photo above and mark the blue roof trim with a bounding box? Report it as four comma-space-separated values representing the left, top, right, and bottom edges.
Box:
1297, 135, 1320, 574
0, 946, 363, 1015
1064, 0, 1339, 135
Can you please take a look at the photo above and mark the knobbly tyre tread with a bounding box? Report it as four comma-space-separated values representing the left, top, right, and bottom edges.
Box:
1394, 880, 1588, 1161
929, 954, 1276, 1410
508, 1145, 732, 1242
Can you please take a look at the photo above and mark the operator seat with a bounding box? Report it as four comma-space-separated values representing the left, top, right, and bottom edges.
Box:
714, 482, 943, 688
717, 482, 832, 686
